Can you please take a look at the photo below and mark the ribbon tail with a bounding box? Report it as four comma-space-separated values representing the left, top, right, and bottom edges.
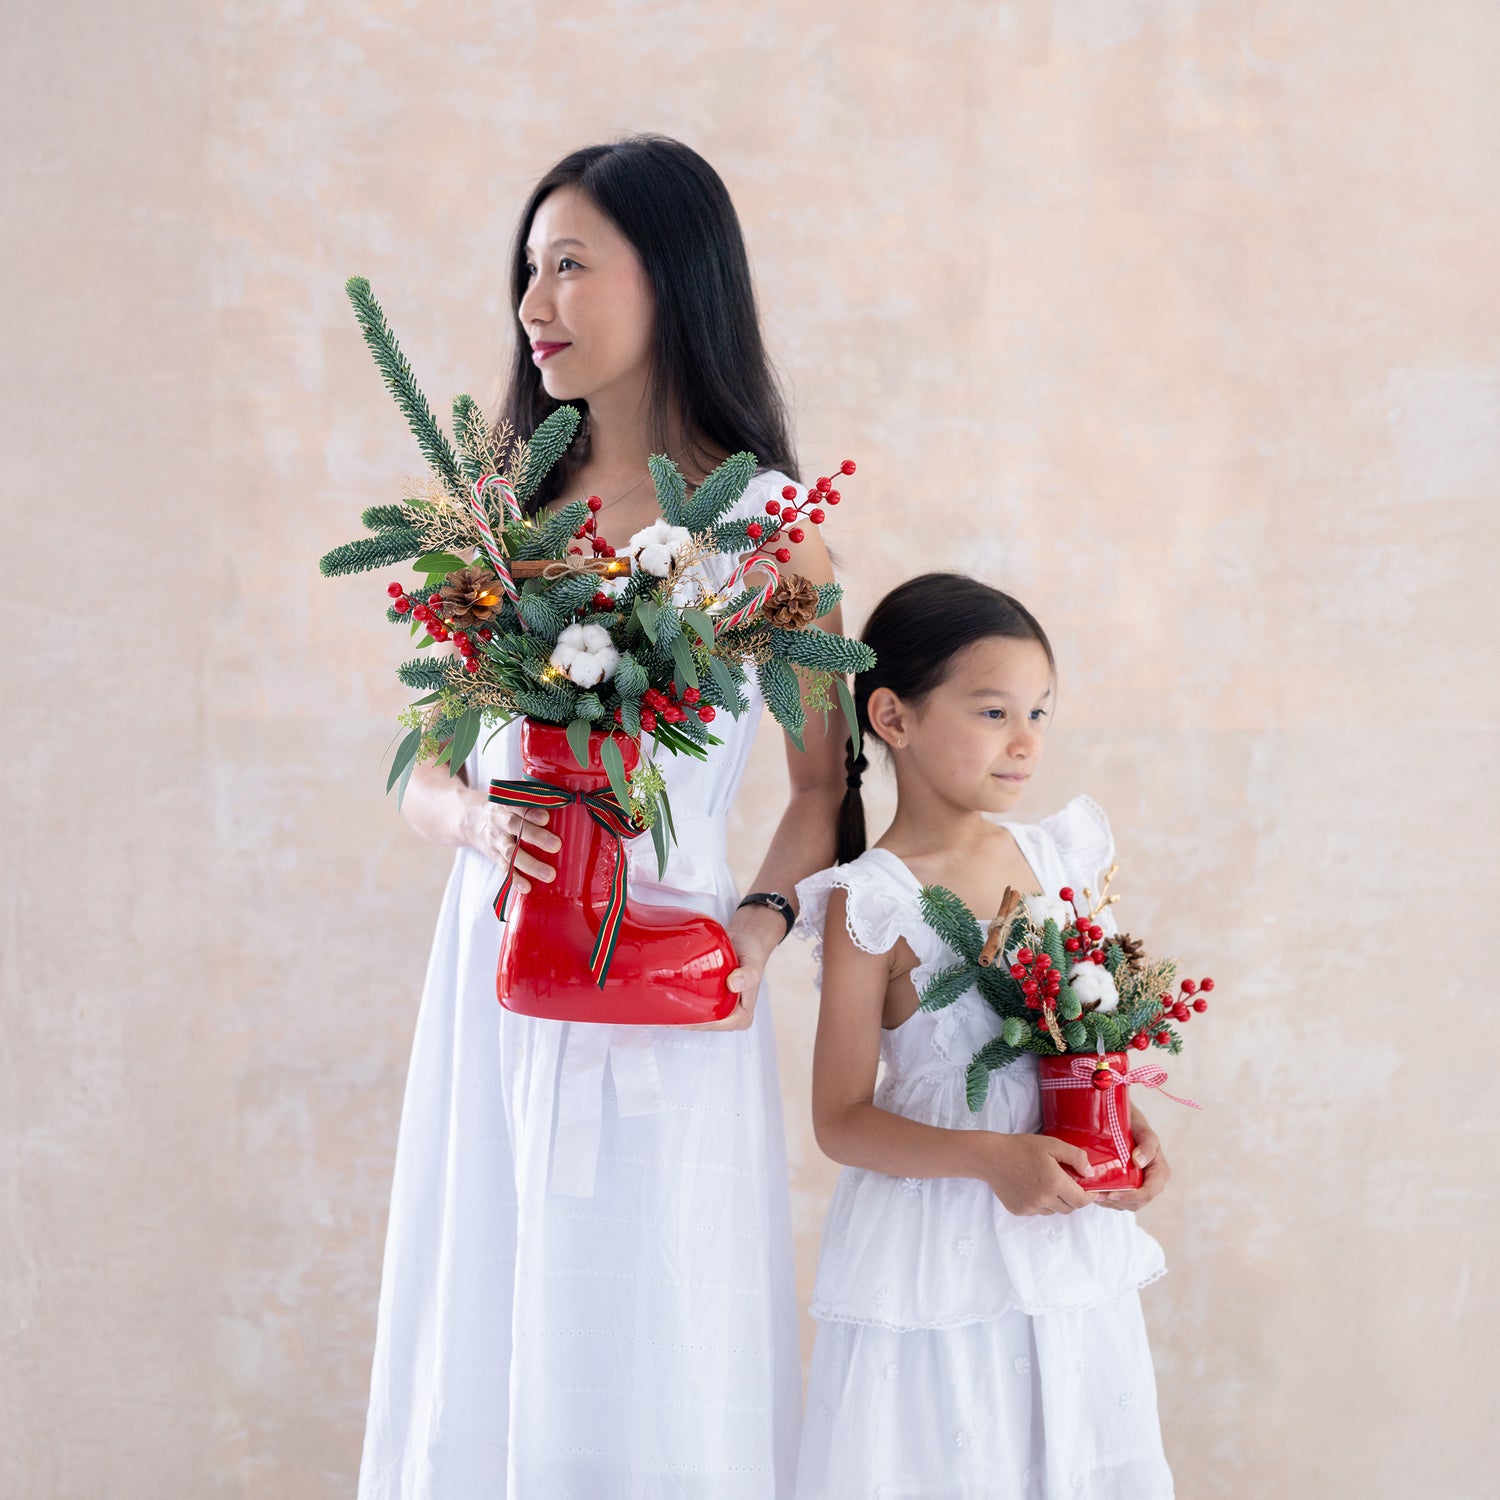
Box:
493, 837, 523, 922
588, 844, 628, 988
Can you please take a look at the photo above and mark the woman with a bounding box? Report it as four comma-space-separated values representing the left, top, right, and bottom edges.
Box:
358, 137, 846, 1499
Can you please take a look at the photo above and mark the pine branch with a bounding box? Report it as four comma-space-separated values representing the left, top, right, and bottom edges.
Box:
516, 592, 566, 636
814, 581, 844, 620
511, 683, 577, 722
965, 1036, 1022, 1111
683, 451, 757, 530
397, 656, 451, 691
450, 394, 489, 486
757, 656, 805, 744
516, 499, 588, 560
976, 964, 1026, 1018
515, 404, 582, 506
320, 529, 422, 577
649, 454, 688, 525
706, 518, 757, 553
344, 277, 463, 494
536, 568, 597, 616
770, 626, 875, 675
361, 503, 410, 532
613, 654, 648, 700
919, 962, 976, 1012
917, 885, 984, 965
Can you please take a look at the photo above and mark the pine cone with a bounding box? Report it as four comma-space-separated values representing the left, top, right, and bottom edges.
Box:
440, 567, 507, 626
762, 572, 820, 630
1111, 932, 1147, 971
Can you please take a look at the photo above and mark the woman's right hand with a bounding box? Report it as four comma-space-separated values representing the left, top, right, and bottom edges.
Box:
976, 1132, 1100, 1216
457, 795, 561, 893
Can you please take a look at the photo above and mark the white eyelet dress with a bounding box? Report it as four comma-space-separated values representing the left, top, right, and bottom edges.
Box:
357, 472, 803, 1500
792, 798, 1174, 1500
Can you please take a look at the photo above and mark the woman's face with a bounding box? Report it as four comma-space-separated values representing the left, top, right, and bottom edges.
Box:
871, 636, 1054, 816
518, 187, 655, 407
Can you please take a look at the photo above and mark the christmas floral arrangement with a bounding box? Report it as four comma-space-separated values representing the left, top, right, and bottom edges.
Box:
320, 278, 873, 873
917, 869, 1215, 1188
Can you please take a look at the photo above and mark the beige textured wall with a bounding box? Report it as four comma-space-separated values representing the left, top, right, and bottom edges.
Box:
4, 2, 1496, 1495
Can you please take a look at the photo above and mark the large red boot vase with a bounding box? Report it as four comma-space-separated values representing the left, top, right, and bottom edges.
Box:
489, 718, 739, 1025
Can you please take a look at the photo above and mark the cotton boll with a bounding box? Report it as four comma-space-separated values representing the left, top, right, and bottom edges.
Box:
1069, 963, 1120, 1013
627, 520, 692, 578
550, 623, 620, 687
1024, 893, 1075, 931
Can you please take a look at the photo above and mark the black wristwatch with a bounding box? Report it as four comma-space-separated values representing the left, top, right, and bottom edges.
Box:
737, 891, 796, 942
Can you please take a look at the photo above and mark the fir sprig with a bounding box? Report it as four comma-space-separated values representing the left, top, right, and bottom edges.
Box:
345, 277, 463, 495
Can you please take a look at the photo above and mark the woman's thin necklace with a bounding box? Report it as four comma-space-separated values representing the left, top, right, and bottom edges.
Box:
577, 471, 651, 516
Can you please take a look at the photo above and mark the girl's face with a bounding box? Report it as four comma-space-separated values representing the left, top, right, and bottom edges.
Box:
871, 636, 1053, 815
518, 187, 656, 406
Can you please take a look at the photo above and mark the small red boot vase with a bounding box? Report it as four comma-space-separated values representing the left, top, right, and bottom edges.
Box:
1037, 1052, 1146, 1193
489, 718, 739, 1025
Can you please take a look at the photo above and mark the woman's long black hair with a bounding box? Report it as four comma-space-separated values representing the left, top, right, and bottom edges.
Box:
500, 135, 798, 512
837, 574, 1056, 865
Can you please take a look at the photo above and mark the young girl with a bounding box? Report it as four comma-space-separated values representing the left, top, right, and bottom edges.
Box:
359, 137, 846, 1498
794, 574, 1175, 1500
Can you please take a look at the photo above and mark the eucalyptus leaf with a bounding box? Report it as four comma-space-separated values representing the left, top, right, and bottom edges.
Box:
658, 784, 678, 847
445, 708, 483, 776
650, 809, 670, 880
386, 726, 422, 794
395, 754, 417, 810
635, 597, 662, 643
835, 674, 860, 758
413, 551, 468, 574
566, 716, 592, 769
706, 655, 744, 715
600, 736, 631, 814
682, 608, 716, 647
668, 632, 699, 690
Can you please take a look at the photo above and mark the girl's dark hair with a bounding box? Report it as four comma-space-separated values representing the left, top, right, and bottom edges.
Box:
837, 573, 1055, 864
500, 135, 798, 512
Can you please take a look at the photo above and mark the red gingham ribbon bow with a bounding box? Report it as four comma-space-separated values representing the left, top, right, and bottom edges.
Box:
1039, 1055, 1201, 1166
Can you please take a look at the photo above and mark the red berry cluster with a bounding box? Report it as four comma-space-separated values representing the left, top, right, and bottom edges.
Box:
571, 495, 618, 559
1009, 946, 1062, 1012
746, 459, 856, 564
612, 682, 716, 733
1058, 886, 1110, 967
1130, 975, 1214, 1050
386, 581, 493, 675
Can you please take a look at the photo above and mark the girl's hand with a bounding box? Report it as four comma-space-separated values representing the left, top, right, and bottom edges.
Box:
1091, 1109, 1171, 1212
978, 1132, 1101, 1216
687, 903, 787, 1033
458, 795, 561, 890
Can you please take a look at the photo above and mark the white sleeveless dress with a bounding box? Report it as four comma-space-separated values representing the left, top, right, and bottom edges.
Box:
793, 799, 1174, 1500
358, 472, 802, 1500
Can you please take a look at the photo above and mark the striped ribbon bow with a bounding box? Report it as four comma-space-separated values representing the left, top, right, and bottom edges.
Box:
1039, 1056, 1201, 1167
488, 776, 643, 987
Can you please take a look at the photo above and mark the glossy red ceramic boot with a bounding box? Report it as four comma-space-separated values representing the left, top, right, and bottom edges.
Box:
1037, 1051, 1145, 1192
492, 719, 739, 1025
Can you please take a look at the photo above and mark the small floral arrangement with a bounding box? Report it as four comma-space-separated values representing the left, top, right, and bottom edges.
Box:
917, 868, 1218, 1110
320, 279, 873, 863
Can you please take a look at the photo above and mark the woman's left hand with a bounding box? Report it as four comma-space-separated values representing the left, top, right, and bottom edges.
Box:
1091, 1107, 1171, 1211
686, 904, 786, 1032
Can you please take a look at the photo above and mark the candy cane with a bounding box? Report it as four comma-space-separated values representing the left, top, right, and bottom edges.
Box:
466, 474, 521, 609
714, 553, 781, 635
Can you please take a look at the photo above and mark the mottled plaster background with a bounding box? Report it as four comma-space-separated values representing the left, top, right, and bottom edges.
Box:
3, 2, 1496, 1496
